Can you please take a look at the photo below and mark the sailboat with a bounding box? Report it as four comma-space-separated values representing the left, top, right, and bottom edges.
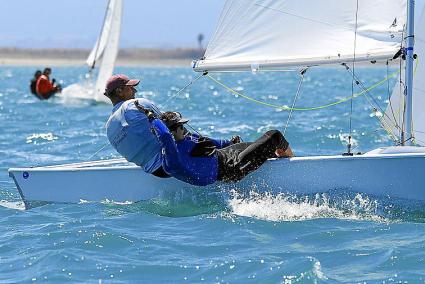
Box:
9, 0, 425, 209
61, 0, 122, 103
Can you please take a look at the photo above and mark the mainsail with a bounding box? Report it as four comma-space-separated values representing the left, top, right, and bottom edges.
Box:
195, 0, 425, 146
89, 0, 122, 102
194, 0, 407, 72
383, 6, 425, 145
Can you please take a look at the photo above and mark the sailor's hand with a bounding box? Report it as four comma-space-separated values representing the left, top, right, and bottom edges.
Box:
275, 146, 294, 158
231, 135, 241, 144
146, 110, 156, 122
135, 100, 156, 121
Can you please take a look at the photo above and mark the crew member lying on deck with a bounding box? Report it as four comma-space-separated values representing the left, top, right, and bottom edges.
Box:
150, 111, 293, 186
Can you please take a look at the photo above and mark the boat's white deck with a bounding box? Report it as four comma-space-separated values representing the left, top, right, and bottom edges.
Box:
40, 158, 133, 169
10, 146, 425, 171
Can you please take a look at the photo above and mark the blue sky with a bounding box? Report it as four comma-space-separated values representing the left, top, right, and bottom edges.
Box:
1, 0, 224, 48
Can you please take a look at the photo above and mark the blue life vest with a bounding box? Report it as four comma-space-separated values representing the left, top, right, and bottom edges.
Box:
106, 99, 162, 173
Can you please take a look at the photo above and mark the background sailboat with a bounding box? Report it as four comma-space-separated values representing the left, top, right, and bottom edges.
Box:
61, 0, 122, 103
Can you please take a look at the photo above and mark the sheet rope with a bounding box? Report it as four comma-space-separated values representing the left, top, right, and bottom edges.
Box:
206, 68, 400, 111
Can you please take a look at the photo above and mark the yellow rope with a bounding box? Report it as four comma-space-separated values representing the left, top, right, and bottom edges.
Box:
207, 69, 400, 111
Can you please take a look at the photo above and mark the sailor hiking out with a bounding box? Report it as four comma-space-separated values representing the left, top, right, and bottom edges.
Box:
105, 74, 165, 176
151, 111, 293, 186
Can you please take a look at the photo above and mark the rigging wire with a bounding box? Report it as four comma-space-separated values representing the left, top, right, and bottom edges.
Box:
206, 69, 399, 111
342, 64, 400, 142
161, 72, 208, 137
343, 65, 389, 118
343, 56, 420, 144
162, 72, 206, 107
399, 27, 406, 143
390, 26, 406, 144
401, 69, 407, 143
390, 27, 406, 142
283, 68, 307, 135
346, 0, 360, 155
86, 141, 111, 161
386, 60, 400, 131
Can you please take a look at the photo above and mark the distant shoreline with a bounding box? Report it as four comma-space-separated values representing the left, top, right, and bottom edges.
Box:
0, 47, 204, 67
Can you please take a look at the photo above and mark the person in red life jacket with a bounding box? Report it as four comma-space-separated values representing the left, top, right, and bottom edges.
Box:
30, 70, 42, 98
36, 67, 62, 99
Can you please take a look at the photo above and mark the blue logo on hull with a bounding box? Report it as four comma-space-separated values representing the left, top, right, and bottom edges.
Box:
23, 172, 29, 179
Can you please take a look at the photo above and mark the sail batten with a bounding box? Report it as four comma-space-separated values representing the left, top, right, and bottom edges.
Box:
195, 0, 407, 72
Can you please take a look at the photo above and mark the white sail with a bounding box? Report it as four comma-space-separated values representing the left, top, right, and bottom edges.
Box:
61, 0, 122, 103
93, 0, 122, 102
194, 0, 407, 72
86, 0, 117, 68
383, 5, 425, 145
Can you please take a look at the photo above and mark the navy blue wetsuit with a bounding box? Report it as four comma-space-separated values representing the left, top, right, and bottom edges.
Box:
152, 119, 289, 186
151, 118, 231, 186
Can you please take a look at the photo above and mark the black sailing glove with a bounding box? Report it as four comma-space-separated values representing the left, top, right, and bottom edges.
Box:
230, 135, 242, 144
135, 100, 156, 122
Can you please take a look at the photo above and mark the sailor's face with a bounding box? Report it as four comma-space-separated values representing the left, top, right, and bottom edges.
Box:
172, 124, 186, 141
121, 85, 136, 100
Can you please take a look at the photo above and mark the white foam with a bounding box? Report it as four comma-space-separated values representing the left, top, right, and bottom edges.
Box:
78, 199, 134, 205
309, 257, 328, 280
26, 132, 58, 144
59, 80, 109, 104
100, 199, 134, 205
61, 82, 95, 100
228, 190, 385, 222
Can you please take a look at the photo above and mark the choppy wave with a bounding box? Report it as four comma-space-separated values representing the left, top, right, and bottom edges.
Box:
228, 190, 383, 222
227, 189, 425, 223
35, 188, 425, 223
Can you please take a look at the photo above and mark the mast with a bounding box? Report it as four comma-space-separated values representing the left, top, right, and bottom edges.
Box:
404, 0, 415, 145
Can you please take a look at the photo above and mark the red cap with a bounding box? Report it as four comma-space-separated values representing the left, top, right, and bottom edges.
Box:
104, 74, 140, 96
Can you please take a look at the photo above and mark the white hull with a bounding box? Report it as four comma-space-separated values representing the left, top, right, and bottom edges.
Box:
8, 147, 425, 208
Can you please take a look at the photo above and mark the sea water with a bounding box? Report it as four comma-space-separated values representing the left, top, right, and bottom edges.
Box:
1, 66, 424, 283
